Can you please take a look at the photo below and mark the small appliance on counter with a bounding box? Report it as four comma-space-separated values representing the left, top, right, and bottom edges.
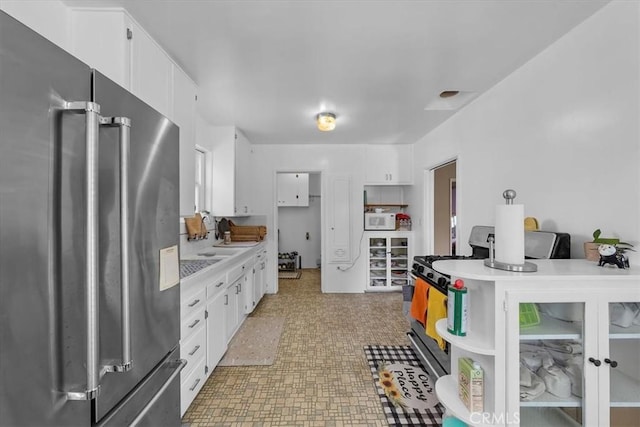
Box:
364, 212, 396, 230
406, 225, 570, 380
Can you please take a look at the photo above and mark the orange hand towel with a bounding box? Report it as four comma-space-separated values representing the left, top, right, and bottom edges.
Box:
426, 289, 448, 350
410, 277, 429, 325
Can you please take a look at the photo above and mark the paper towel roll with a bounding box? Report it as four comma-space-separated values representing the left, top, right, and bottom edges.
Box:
495, 204, 525, 265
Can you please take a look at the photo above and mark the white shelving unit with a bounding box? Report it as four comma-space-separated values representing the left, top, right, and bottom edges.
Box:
366, 232, 410, 291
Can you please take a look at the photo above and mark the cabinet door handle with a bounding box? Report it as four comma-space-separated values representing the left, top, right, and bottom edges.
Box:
216, 281, 224, 288
188, 345, 201, 356
604, 358, 618, 368
188, 319, 200, 329
588, 357, 601, 367
189, 378, 201, 392
224, 295, 228, 305
188, 299, 200, 307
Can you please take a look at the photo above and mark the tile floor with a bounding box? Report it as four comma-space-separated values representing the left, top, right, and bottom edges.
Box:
182, 268, 411, 426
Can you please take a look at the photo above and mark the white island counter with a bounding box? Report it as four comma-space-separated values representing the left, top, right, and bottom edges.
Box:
431, 259, 640, 427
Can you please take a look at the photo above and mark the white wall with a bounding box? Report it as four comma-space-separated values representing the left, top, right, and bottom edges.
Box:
408, 1, 640, 262
252, 144, 368, 293
277, 173, 322, 268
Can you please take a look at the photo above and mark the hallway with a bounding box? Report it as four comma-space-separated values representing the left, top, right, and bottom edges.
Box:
182, 269, 410, 426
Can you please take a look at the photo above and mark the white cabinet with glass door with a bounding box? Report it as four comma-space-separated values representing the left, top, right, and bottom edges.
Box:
366, 232, 410, 291
430, 259, 639, 427
506, 289, 640, 427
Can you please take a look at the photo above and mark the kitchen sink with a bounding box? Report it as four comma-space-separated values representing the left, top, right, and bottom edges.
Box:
179, 259, 221, 278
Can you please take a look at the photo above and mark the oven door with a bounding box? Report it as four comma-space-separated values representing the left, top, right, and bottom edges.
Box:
406, 273, 451, 379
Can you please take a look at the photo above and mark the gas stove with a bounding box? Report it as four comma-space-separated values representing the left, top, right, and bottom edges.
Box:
411, 225, 571, 294
406, 225, 571, 381
412, 255, 480, 294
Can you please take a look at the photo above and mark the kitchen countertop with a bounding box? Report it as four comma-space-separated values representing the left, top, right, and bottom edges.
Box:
180, 241, 265, 281
432, 258, 639, 281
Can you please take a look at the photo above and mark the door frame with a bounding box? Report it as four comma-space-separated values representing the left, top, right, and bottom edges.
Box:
423, 157, 458, 255
272, 170, 323, 293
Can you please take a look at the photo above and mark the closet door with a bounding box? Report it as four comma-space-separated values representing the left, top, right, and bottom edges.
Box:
326, 175, 351, 263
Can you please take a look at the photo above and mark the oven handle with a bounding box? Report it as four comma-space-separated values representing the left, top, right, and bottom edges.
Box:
407, 331, 442, 380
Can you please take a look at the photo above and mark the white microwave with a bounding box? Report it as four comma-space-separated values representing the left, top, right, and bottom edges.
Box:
364, 213, 396, 230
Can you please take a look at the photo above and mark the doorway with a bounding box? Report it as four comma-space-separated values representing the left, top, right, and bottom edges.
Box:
276, 172, 322, 282
432, 161, 457, 255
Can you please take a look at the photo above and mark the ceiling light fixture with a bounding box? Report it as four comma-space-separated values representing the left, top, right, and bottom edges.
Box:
316, 112, 336, 131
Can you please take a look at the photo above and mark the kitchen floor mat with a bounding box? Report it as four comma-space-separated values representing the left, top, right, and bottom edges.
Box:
218, 317, 285, 366
364, 345, 444, 426
278, 271, 301, 279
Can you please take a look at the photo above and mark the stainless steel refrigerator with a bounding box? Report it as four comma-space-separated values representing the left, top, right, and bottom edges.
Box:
0, 11, 184, 426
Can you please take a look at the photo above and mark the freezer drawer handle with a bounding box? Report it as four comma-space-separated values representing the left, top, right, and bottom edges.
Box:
130, 359, 186, 427
100, 116, 134, 375
63, 101, 102, 400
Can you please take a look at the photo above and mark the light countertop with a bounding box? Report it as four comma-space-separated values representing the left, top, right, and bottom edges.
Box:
432, 259, 640, 282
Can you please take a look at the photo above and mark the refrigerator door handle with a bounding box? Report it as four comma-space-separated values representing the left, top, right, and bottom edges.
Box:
129, 359, 187, 427
100, 116, 134, 374
63, 101, 102, 400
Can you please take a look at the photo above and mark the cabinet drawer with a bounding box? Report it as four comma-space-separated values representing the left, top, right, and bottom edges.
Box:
181, 308, 205, 340
180, 324, 206, 378
181, 287, 206, 320
180, 357, 206, 416
206, 273, 227, 299
227, 260, 250, 284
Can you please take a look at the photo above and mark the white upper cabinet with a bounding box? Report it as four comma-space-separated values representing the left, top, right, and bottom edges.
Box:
210, 127, 254, 217
172, 66, 198, 216
70, 8, 172, 119
277, 173, 309, 207
70, 7, 198, 216
70, 9, 130, 89
364, 145, 413, 185
234, 131, 253, 215
129, 20, 172, 119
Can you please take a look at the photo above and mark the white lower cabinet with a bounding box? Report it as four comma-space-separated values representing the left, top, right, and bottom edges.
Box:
180, 357, 206, 417
225, 278, 240, 342
430, 259, 640, 427
206, 287, 227, 369
180, 243, 268, 415
179, 283, 207, 417
506, 290, 640, 427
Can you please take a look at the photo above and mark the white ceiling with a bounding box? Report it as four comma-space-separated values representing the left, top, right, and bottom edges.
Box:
64, 0, 609, 145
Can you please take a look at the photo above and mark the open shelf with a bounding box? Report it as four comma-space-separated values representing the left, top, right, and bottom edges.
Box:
436, 318, 495, 355
436, 375, 495, 426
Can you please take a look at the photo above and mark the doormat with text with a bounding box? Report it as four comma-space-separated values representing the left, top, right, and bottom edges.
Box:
364, 345, 444, 426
